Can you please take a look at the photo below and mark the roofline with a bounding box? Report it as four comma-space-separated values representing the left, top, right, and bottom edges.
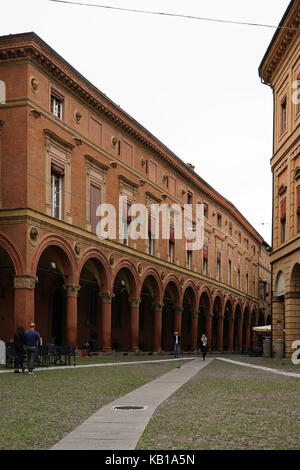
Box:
258, 0, 295, 80
0, 32, 264, 244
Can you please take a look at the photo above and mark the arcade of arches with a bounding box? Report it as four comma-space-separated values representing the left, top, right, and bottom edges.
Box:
0, 236, 262, 353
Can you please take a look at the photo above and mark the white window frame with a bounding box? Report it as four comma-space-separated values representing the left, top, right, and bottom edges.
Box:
51, 173, 62, 219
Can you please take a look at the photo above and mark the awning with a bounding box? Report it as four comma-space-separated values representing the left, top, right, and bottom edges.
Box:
252, 325, 271, 335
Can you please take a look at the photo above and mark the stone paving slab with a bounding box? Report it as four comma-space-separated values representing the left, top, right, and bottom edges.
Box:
52, 358, 213, 450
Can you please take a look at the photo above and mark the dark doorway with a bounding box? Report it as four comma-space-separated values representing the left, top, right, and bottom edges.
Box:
51, 287, 66, 346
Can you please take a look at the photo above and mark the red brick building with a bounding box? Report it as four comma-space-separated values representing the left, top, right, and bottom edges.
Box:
0, 32, 269, 352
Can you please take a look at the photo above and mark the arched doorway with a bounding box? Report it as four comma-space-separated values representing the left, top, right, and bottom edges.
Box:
0, 246, 16, 341
198, 291, 210, 346
112, 266, 138, 351
162, 281, 179, 351
181, 287, 196, 351
34, 245, 73, 345
233, 304, 242, 351
212, 296, 222, 351
78, 259, 103, 351
223, 300, 233, 351
242, 307, 250, 348
139, 275, 160, 351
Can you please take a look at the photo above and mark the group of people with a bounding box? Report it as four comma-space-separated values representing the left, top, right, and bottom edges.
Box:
13, 323, 41, 374
173, 331, 208, 360
81, 330, 98, 357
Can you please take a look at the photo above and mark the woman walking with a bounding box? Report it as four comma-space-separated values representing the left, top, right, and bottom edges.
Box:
199, 334, 208, 361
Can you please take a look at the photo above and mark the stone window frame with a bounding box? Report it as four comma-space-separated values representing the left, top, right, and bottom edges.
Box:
85, 154, 109, 232
44, 129, 74, 224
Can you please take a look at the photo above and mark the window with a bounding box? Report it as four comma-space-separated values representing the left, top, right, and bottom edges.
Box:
122, 198, 132, 246
216, 252, 221, 281
187, 250, 192, 270
280, 198, 286, 243
169, 241, 174, 263
228, 260, 232, 285
187, 192, 193, 205
90, 182, 101, 234
51, 89, 64, 120
217, 214, 222, 227
229, 222, 232, 236
204, 203, 208, 219
237, 267, 241, 289
246, 273, 249, 293
203, 244, 208, 276
148, 212, 156, 255
51, 161, 64, 219
281, 97, 287, 133
118, 140, 121, 156
238, 232, 241, 243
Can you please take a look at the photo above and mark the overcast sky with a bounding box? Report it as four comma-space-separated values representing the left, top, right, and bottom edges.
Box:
2, 0, 292, 245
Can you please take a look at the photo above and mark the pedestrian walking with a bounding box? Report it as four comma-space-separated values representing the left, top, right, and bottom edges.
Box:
173, 331, 180, 358
13, 326, 26, 373
199, 334, 208, 361
24, 323, 41, 374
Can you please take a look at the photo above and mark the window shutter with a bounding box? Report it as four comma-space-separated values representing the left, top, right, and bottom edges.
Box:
280, 198, 286, 221
148, 213, 156, 235
170, 225, 175, 243
217, 252, 221, 262
90, 182, 101, 233
297, 187, 300, 214
203, 244, 208, 260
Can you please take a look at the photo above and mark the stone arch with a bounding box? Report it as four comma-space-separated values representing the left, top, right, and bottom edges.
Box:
0, 231, 25, 275
275, 270, 286, 297
76, 249, 111, 292
211, 291, 224, 351
112, 259, 139, 298
198, 287, 212, 345
139, 267, 163, 302
31, 234, 77, 282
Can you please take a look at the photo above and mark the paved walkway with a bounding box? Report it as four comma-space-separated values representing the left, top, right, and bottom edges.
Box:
51, 358, 213, 450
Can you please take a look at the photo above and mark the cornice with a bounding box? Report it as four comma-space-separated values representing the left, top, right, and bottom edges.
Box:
0, 33, 263, 244
259, 1, 300, 84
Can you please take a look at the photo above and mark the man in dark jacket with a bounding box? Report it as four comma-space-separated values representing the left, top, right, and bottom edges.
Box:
24, 323, 41, 374
13, 326, 26, 373
173, 331, 180, 358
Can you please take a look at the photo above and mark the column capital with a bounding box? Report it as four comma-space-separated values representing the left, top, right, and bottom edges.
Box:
191, 310, 198, 318
14, 275, 38, 290
175, 306, 184, 315
64, 284, 81, 297
284, 291, 300, 300
153, 302, 164, 312
218, 315, 225, 322
129, 298, 141, 308
100, 292, 115, 303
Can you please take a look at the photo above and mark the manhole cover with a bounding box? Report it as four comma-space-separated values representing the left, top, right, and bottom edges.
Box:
113, 405, 145, 411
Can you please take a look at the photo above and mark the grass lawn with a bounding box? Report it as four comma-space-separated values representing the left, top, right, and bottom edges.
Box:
137, 359, 300, 450
0, 357, 189, 450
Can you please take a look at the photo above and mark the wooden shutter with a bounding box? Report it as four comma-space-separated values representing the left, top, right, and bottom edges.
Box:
280, 198, 286, 221
203, 244, 208, 260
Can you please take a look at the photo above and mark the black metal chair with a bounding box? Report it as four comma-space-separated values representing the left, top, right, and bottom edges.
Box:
61, 345, 76, 366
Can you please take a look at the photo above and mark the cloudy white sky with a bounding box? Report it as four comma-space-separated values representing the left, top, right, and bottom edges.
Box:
2, 0, 292, 244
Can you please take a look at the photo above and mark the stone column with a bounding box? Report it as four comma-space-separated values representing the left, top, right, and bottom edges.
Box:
14, 275, 38, 331
129, 298, 140, 352
100, 292, 114, 351
64, 284, 80, 346
217, 315, 224, 351
153, 302, 163, 352
191, 310, 199, 352
272, 296, 285, 357
174, 306, 183, 334
206, 312, 213, 350
227, 318, 234, 351
284, 291, 300, 358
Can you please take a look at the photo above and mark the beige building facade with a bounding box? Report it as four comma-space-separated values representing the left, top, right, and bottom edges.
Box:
259, 0, 300, 357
